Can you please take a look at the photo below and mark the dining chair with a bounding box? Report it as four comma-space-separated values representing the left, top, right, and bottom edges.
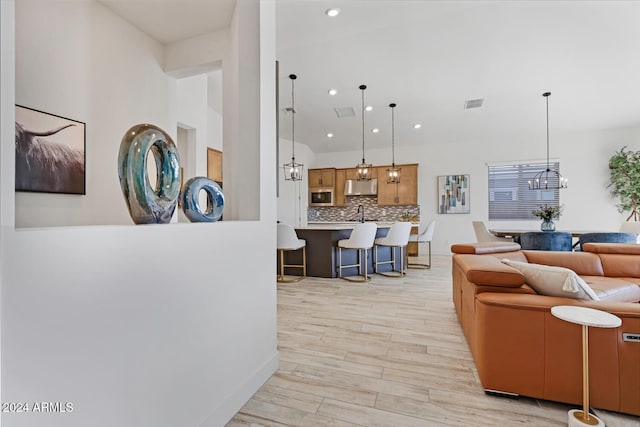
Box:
373, 222, 413, 277
337, 222, 378, 282
408, 220, 436, 269
577, 232, 637, 251
472, 221, 513, 243
277, 223, 306, 282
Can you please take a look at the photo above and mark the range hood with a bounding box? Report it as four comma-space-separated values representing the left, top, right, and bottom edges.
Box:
344, 178, 378, 196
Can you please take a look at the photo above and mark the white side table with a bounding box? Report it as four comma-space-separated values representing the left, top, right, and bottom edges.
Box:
551, 306, 622, 427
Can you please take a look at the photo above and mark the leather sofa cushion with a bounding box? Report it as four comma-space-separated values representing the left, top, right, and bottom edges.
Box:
502, 260, 599, 300
583, 242, 640, 254
597, 254, 640, 278
581, 276, 640, 303
522, 250, 604, 276
454, 254, 526, 287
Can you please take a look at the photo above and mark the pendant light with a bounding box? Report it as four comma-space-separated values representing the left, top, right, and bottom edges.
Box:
528, 92, 567, 190
283, 74, 304, 181
356, 84, 372, 181
386, 103, 401, 184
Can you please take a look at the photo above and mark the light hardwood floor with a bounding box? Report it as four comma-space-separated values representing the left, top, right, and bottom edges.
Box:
228, 255, 639, 427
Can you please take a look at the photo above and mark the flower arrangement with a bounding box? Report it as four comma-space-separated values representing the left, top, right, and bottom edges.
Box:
532, 204, 563, 221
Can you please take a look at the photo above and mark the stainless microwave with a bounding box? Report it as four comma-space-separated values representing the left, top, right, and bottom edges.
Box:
309, 188, 334, 206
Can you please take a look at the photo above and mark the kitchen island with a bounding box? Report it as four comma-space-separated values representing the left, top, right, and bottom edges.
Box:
281, 222, 405, 278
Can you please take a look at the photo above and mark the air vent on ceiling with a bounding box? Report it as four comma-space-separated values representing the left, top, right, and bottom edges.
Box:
334, 106, 356, 118
464, 98, 484, 109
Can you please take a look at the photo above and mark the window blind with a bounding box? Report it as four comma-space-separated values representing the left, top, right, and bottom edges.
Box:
488, 162, 561, 220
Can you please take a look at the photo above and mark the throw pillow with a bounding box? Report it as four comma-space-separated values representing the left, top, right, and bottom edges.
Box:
501, 259, 600, 301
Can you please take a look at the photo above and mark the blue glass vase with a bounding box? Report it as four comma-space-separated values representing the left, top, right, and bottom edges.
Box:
541, 219, 556, 232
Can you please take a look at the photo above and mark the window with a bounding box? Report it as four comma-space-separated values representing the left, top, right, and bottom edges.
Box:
488, 161, 561, 220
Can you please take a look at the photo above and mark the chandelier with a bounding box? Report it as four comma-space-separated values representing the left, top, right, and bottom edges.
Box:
386, 103, 401, 183
283, 74, 303, 181
356, 84, 372, 181
528, 92, 567, 190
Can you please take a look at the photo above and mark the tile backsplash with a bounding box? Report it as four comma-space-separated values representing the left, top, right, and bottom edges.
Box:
308, 196, 420, 222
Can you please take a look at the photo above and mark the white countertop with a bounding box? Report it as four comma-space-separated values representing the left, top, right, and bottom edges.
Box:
298, 221, 419, 230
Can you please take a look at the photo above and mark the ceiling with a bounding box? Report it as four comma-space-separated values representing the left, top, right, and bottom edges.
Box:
98, 0, 236, 44
97, 0, 640, 154
276, 0, 640, 153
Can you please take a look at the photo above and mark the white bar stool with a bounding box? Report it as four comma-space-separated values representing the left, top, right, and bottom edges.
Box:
373, 222, 412, 277
408, 220, 436, 269
337, 222, 377, 282
277, 223, 306, 283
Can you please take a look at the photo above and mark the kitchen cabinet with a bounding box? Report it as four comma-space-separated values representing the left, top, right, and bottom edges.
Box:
334, 169, 347, 206
308, 168, 335, 188
377, 164, 418, 205
343, 166, 377, 180
407, 226, 419, 256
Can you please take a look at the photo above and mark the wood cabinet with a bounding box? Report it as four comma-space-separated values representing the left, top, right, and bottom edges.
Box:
207, 148, 223, 184
342, 166, 378, 181
407, 226, 419, 256
376, 164, 418, 205
334, 169, 347, 206
308, 168, 335, 188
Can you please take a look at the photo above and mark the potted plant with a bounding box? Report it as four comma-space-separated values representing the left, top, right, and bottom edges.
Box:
532, 204, 563, 231
608, 146, 640, 223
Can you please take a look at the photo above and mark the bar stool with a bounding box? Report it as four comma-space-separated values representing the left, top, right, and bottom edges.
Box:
277, 223, 306, 282
374, 222, 412, 277
337, 222, 377, 282
408, 220, 436, 269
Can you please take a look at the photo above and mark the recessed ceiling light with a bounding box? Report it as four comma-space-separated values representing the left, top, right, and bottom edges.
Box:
372, 128, 379, 133
365, 105, 373, 112
328, 89, 337, 96
327, 133, 334, 138
413, 124, 422, 129
325, 8, 340, 17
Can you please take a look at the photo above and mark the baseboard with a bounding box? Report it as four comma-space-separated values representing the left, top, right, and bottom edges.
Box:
198, 350, 279, 427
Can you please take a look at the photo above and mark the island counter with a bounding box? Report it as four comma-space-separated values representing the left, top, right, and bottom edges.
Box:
280, 223, 402, 278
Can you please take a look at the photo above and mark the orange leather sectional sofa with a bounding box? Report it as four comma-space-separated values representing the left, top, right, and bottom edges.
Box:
451, 242, 640, 416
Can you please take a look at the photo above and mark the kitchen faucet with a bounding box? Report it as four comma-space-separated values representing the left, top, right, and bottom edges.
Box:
357, 205, 365, 223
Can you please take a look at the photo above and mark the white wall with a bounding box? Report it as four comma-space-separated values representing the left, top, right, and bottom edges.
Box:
14, 0, 174, 228
2, 2, 277, 427
277, 139, 314, 226
314, 126, 640, 254
176, 74, 209, 179
207, 70, 224, 152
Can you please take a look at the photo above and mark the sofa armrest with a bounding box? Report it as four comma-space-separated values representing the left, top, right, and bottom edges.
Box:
453, 254, 525, 287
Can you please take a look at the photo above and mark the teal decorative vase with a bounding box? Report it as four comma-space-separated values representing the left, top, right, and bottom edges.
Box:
118, 124, 181, 224
180, 177, 224, 222
541, 219, 556, 232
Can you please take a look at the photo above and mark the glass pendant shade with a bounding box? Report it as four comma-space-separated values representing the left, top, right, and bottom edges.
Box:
283, 74, 304, 182
386, 103, 401, 184
356, 84, 372, 181
528, 92, 567, 190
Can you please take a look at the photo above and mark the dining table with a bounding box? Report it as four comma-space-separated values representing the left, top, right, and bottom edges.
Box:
489, 229, 608, 239
489, 228, 611, 250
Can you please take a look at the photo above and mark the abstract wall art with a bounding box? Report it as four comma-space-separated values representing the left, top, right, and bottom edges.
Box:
438, 174, 470, 214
